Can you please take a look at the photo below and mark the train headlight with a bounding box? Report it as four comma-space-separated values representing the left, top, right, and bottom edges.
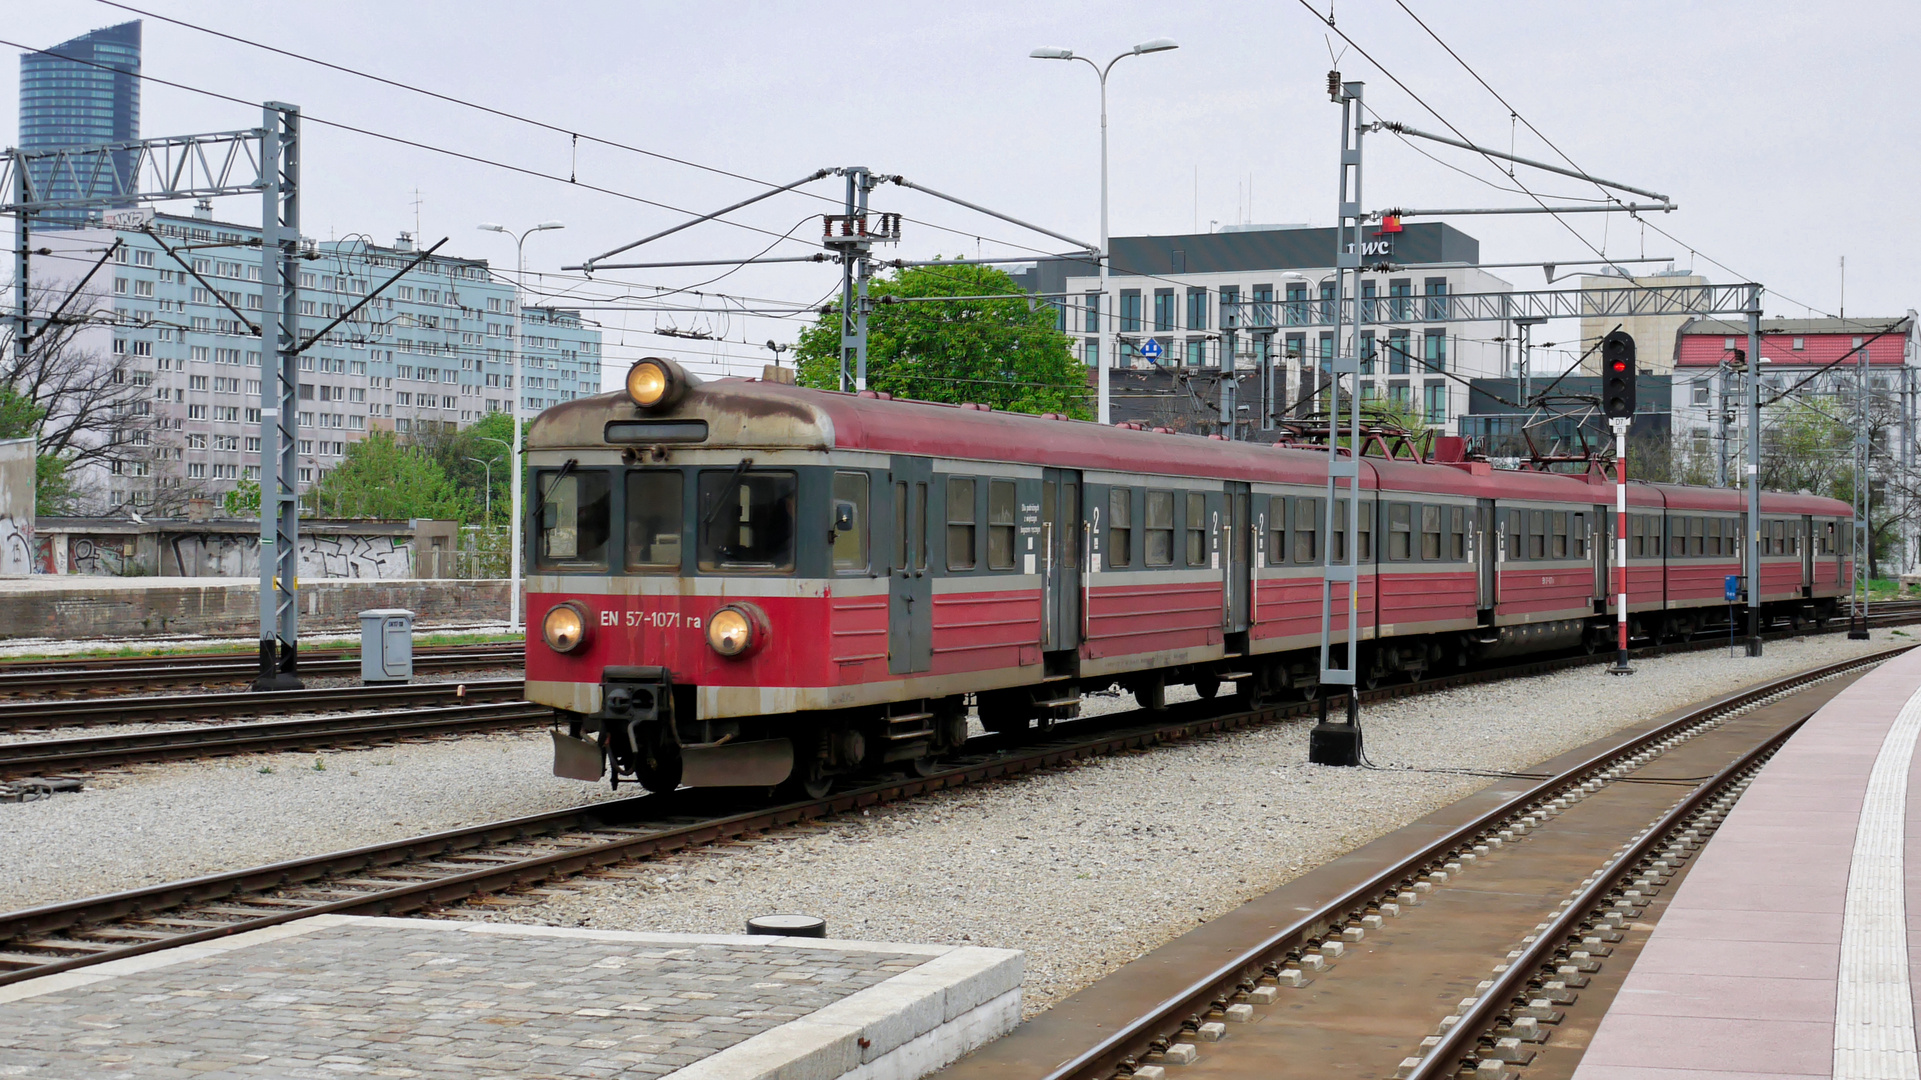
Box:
626, 357, 690, 410
542, 602, 590, 654
706, 603, 765, 658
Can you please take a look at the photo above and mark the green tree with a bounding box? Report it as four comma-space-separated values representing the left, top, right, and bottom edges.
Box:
224, 477, 261, 517
408, 410, 515, 524
305, 431, 474, 522
794, 263, 1088, 416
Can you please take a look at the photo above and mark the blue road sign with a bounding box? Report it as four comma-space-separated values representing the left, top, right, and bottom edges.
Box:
1725, 575, 1741, 602
1139, 338, 1163, 363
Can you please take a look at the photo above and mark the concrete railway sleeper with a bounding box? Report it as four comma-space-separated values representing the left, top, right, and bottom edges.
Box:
0, 638, 1906, 1014
1006, 649, 1898, 1080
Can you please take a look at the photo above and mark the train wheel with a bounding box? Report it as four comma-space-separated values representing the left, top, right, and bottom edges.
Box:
787, 756, 832, 800
1194, 673, 1221, 700
908, 750, 942, 778
634, 752, 683, 796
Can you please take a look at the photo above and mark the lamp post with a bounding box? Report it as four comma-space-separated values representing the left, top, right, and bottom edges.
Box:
477, 219, 564, 634
464, 456, 495, 521
1030, 38, 1179, 426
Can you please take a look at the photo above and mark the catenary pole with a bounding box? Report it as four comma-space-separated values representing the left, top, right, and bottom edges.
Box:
1745, 290, 1763, 655
255, 102, 303, 690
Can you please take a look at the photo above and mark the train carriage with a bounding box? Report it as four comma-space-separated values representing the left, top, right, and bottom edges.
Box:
525, 359, 1854, 795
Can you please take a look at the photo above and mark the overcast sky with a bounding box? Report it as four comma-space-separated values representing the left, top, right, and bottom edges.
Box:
7, 1, 1918, 386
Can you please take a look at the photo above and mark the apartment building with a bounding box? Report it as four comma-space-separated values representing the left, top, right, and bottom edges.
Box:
44, 204, 601, 510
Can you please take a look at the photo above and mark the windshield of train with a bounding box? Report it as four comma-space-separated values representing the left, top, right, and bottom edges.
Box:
625, 470, 684, 571
697, 468, 798, 573
535, 469, 611, 571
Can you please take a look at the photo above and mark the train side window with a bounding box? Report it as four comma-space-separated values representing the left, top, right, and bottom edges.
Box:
947, 477, 977, 571
1062, 484, 1078, 569
1630, 515, 1644, 559
1528, 510, 1546, 559
894, 482, 908, 568
1388, 503, 1412, 561
1330, 498, 1348, 563
1573, 513, 1586, 558
1506, 510, 1523, 560
536, 469, 611, 571
1689, 516, 1704, 556
988, 480, 1017, 570
913, 482, 929, 570
1449, 506, 1465, 560
831, 471, 870, 573
1649, 517, 1661, 558
1420, 504, 1441, 560
1551, 513, 1568, 559
1294, 497, 1319, 563
1266, 496, 1286, 566
1669, 517, 1684, 558
1191, 493, 1211, 566
1706, 517, 1722, 557
696, 468, 797, 573
624, 470, 684, 572
1359, 502, 1374, 561
1108, 488, 1133, 568
1145, 491, 1175, 567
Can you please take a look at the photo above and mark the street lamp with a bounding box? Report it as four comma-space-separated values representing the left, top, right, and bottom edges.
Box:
1030, 37, 1179, 426
464, 456, 495, 521
477, 219, 564, 634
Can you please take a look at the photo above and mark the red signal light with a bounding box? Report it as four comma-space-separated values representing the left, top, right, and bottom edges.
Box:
1610, 360, 1627, 372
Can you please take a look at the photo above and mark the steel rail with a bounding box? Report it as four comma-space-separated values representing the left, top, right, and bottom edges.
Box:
1036, 645, 1908, 1080
0, 641, 520, 673
0, 648, 524, 697
1402, 714, 1803, 1079
0, 677, 524, 733
0, 636, 1907, 995
0, 701, 545, 776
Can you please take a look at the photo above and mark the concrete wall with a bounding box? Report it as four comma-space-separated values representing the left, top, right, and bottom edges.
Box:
0, 438, 34, 577
0, 577, 509, 640
33, 519, 461, 579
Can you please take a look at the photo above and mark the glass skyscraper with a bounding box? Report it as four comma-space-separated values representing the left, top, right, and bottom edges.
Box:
19, 20, 141, 226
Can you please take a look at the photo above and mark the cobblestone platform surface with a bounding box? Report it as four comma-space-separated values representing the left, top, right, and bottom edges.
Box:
0, 914, 1022, 1079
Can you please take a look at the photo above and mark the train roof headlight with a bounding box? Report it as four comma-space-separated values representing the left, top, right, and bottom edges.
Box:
706, 604, 765, 658
542, 602, 590, 654
626, 357, 691, 410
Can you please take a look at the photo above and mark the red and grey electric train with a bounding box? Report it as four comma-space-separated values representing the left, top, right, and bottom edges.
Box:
525, 358, 1853, 796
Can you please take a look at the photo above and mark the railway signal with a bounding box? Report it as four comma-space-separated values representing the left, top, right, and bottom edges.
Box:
1604, 330, 1637, 675
1602, 330, 1637, 420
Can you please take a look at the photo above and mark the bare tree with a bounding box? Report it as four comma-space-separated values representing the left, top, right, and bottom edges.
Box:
0, 280, 165, 513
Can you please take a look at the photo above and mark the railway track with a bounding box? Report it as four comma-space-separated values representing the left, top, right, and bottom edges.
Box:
0, 700, 547, 779
981, 653, 1893, 1080
0, 676, 525, 734
0, 642, 524, 697
0, 635, 1902, 994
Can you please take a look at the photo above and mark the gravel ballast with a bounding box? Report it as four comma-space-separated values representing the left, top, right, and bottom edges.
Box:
0, 632, 1899, 1016
471, 632, 1900, 1015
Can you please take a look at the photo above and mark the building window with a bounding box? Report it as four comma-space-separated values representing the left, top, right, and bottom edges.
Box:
1083, 293, 1100, 334
1792, 337, 1805, 350
1218, 286, 1240, 329
1359, 330, 1377, 375
1359, 279, 1377, 323
1387, 329, 1410, 374
1185, 339, 1206, 368
1423, 278, 1449, 321
1692, 381, 1710, 406
1388, 380, 1410, 409
1119, 290, 1142, 333
1153, 289, 1174, 332
1284, 332, 1305, 362
1083, 339, 1098, 367
1423, 329, 1447, 371
1388, 279, 1412, 321
1723, 336, 1738, 350
1423, 381, 1447, 425
1186, 287, 1207, 331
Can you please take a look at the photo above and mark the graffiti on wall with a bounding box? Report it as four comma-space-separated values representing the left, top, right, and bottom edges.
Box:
173, 533, 416, 579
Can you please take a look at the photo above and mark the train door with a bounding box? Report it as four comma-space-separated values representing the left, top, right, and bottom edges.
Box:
1475, 500, 1497, 611
1592, 504, 1609, 605
887, 456, 933, 675
1224, 482, 1251, 639
1801, 515, 1814, 595
1040, 468, 1082, 654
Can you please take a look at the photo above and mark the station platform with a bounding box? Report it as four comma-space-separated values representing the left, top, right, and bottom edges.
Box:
1575, 645, 1921, 1080
0, 914, 1022, 1080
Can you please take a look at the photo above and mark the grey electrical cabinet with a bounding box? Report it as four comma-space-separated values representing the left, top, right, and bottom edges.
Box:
359, 608, 415, 684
